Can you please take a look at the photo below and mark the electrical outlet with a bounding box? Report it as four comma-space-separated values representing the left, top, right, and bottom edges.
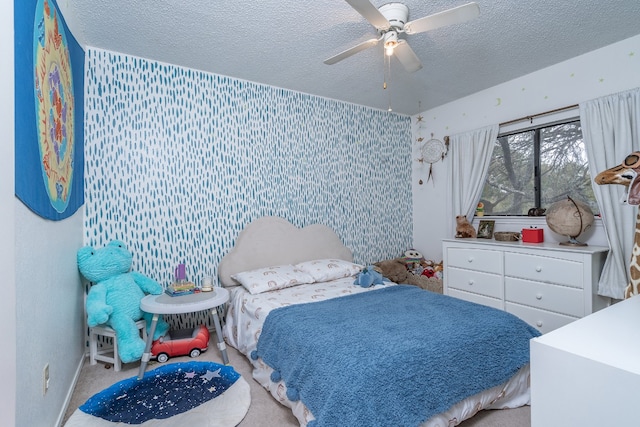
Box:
43, 363, 49, 395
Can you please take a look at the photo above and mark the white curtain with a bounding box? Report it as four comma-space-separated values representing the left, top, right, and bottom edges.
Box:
447, 124, 499, 234
580, 87, 640, 299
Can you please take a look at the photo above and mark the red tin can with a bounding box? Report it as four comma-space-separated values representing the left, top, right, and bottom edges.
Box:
522, 228, 544, 243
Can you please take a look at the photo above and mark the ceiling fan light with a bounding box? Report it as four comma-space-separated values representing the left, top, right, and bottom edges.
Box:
383, 31, 398, 55
385, 45, 395, 56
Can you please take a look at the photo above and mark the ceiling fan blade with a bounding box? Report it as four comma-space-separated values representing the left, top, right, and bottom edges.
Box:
394, 40, 423, 73
324, 37, 381, 65
344, 0, 391, 30
404, 2, 480, 35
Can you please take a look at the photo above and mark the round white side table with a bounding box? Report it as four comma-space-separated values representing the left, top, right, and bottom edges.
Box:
138, 288, 230, 379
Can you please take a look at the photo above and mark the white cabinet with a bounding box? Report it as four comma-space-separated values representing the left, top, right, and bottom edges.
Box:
530, 296, 640, 426
443, 238, 609, 333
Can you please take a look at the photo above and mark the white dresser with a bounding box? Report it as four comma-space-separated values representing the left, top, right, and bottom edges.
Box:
442, 238, 609, 333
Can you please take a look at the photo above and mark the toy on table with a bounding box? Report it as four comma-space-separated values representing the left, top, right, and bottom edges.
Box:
77, 240, 170, 363
151, 324, 210, 363
165, 263, 198, 296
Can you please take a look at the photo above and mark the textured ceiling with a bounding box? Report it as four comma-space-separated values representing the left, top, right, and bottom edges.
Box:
59, 0, 640, 115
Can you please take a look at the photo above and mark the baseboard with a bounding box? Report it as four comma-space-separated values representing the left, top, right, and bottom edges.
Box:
55, 354, 86, 427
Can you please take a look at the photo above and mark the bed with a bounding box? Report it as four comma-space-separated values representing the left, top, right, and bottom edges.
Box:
219, 216, 539, 427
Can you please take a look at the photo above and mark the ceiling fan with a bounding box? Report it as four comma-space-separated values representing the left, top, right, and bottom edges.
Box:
324, 1, 480, 73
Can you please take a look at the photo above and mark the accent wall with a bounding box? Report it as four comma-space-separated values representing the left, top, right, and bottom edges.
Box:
84, 48, 412, 291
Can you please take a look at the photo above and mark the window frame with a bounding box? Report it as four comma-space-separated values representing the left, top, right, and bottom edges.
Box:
481, 114, 597, 217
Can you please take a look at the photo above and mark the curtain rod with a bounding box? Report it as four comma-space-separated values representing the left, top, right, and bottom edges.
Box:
499, 104, 579, 127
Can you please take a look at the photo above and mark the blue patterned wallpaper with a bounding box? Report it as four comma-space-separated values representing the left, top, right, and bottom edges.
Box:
84, 48, 412, 294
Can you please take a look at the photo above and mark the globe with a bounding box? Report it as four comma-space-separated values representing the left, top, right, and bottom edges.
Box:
545, 197, 595, 246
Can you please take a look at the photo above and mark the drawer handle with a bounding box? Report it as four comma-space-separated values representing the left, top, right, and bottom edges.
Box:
467, 257, 474, 263
535, 266, 542, 272
536, 293, 543, 300
468, 280, 474, 286
536, 320, 543, 327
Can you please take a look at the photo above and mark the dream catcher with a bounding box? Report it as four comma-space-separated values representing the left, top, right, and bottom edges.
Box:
418, 134, 449, 183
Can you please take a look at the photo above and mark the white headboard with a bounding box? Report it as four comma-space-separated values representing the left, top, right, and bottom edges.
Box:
218, 216, 353, 287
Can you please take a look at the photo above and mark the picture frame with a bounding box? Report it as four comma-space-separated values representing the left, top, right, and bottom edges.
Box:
477, 220, 495, 239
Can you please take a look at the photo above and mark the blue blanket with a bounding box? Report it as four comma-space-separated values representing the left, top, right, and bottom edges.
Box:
255, 285, 540, 427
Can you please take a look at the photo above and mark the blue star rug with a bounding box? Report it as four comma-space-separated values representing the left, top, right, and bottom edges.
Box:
64, 361, 250, 426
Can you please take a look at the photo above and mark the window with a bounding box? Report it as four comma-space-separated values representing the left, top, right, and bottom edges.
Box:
479, 119, 599, 216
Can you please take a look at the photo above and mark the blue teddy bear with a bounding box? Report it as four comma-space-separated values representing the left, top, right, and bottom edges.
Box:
77, 240, 170, 364
354, 265, 387, 287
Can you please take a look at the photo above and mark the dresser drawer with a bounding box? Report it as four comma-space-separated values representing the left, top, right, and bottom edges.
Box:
448, 288, 503, 310
505, 277, 584, 317
504, 252, 582, 288
447, 267, 502, 299
442, 238, 608, 333
447, 248, 502, 274
506, 302, 577, 334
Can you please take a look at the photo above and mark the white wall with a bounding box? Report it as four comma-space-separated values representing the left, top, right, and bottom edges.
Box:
413, 34, 640, 260
15, 205, 84, 426
1, 1, 16, 426
9, 2, 86, 426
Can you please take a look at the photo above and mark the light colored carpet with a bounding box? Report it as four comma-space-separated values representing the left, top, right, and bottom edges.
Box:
63, 335, 530, 427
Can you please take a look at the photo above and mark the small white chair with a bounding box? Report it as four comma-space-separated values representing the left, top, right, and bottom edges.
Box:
89, 320, 147, 372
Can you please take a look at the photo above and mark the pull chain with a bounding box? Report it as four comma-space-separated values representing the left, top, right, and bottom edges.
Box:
384, 50, 392, 111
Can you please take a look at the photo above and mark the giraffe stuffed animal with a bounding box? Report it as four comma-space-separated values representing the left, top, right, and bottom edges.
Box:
595, 151, 640, 298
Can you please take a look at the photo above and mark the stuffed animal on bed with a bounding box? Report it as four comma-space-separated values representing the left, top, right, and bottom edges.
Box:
374, 258, 409, 283
354, 265, 386, 287
77, 240, 170, 363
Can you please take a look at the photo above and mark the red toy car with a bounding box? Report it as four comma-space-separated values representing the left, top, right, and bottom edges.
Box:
151, 324, 210, 363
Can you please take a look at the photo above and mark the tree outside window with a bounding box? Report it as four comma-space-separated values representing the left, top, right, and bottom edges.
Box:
479, 120, 598, 216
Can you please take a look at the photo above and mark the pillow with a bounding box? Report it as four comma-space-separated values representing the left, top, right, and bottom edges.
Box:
231, 264, 314, 295
295, 259, 363, 283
